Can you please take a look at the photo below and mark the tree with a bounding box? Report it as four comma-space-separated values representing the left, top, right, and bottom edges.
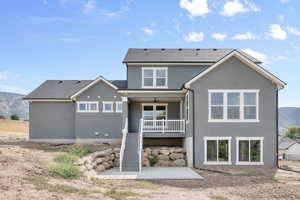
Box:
284, 126, 300, 139
10, 114, 19, 120
0, 115, 5, 120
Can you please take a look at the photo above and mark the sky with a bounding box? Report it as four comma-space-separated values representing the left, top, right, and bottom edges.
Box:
0, 0, 299, 107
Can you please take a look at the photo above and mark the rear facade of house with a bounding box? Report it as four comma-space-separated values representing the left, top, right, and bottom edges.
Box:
24, 48, 286, 171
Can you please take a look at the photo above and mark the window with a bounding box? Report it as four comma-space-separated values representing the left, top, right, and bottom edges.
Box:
208, 90, 259, 122
77, 101, 99, 113
102, 101, 113, 113
142, 67, 168, 88
204, 137, 232, 165
236, 137, 263, 165
142, 104, 167, 120
115, 101, 123, 113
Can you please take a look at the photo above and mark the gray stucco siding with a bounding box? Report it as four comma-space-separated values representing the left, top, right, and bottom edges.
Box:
75, 81, 123, 139
127, 65, 209, 89
191, 57, 277, 167
29, 102, 75, 139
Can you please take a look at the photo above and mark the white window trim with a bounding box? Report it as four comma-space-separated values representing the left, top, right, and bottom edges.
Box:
236, 137, 264, 165
142, 67, 168, 88
208, 89, 259, 123
204, 136, 232, 165
115, 101, 123, 113
141, 103, 168, 120
77, 101, 99, 113
185, 92, 190, 124
102, 101, 114, 113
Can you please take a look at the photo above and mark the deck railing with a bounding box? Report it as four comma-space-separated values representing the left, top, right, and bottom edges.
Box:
119, 118, 128, 172
142, 119, 185, 133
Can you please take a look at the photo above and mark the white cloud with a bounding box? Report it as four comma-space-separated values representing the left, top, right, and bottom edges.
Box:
99, 0, 133, 17
0, 84, 29, 95
184, 32, 204, 42
275, 55, 288, 60
220, 0, 260, 16
125, 31, 132, 36
83, 0, 96, 14
142, 28, 156, 35
280, 0, 289, 3
0, 70, 20, 80
232, 32, 259, 40
268, 24, 287, 40
278, 15, 284, 21
241, 48, 267, 63
286, 26, 300, 36
180, 0, 210, 17
211, 33, 227, 41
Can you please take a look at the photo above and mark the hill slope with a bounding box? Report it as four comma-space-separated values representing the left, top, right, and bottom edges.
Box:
0, 91, 28, 120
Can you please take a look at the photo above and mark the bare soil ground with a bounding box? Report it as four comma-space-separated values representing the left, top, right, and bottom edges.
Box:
0, 132, 300, 200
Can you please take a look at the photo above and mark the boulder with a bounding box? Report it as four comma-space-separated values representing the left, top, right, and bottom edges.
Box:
110, 154, 115, 160
91, 151, 110, 161
114, 159, 120, 167
173, 148, 184, 153
145, 148, 152, 154
95, 165, 105, 172
169, 153, 184, 160
159, 149, 170, 155
102, 162, 111, 169
151, 149, 160, 156
115, 153, 120, 158
155, 160, 171, 167
174, 159, 186, 166
113, 148, 120, 153
104, 148, 113, 155
94, 157, 105, 165
158, 154, 169, 161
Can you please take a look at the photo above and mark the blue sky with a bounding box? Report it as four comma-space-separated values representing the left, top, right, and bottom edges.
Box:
0, 0, 299, 107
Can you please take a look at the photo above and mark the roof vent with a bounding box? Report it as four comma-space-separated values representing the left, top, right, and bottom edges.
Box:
143, 48, 148, 51
178, 48, 182, 51
161, 48, 165, 51
196, 48, 200, 51
58, 80, 63, 84
213, 48, 217, 51
76, 80, 81, 84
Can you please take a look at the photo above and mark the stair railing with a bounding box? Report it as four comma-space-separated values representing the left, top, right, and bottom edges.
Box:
119, 118, 128, 172
138, 118, 143, 172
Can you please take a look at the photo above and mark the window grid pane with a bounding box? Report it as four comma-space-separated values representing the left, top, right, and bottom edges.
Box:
239, 140, 249, 162
250, 140, 261, 162
207, 140, 218, 162
218, 140, 229, 162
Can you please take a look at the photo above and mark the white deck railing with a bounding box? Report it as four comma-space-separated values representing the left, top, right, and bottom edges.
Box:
142, 119, 185, 133
119, 118, 128, 172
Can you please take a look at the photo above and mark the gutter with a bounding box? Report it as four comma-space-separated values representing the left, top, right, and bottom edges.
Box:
183, 85, 195, 168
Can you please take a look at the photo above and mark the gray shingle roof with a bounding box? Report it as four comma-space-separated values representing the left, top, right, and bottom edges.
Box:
24, 79, 127, 99
278, 136, 298, 150
123, 48, 262, 63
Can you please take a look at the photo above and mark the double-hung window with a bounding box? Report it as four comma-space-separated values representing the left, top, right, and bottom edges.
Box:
209, 90, 259, 122
115, 101, 123, 113
102, 101, 113, 113
236, 137, 263, 165
204, 137, 232, 165
77, 101, 99, 113
142, 67, 168, 88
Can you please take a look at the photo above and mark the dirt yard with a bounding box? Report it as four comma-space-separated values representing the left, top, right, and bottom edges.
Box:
0, 133, 300, 200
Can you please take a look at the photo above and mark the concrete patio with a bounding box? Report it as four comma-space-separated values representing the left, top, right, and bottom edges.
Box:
94, 167, 203, 180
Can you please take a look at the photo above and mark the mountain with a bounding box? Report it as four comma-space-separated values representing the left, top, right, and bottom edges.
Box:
0, 91, 29, 120
279, 107, 300, 133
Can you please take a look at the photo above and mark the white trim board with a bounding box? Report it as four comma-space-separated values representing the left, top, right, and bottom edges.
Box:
184, 51, 286, 89
71, 76, 118, 99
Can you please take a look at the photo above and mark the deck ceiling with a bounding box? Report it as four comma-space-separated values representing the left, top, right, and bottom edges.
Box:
129, 97, 182, 102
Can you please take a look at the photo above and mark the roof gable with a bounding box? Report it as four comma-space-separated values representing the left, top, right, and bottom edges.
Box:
185, 51, 286, 89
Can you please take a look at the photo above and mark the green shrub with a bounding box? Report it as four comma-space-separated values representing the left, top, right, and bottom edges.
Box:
284, 126, 300, 139
10, 114, 19, 120
54, 153, 78, 164
49, 163, 81, 179
66, 144, 94, 157
148, 155, 159, 166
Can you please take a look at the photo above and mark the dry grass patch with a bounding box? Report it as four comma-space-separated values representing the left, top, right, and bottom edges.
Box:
92, 179, 159, 190
49, 163, 81, 179
209, 194, 229, 200
295, 193, 300, 199
106, 189, 137, 200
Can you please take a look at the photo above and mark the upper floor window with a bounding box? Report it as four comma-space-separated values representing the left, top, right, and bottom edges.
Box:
103, 101, 114, 113
208, 90, 259, 122
77, 101, 99, 113
142, 67, 168, 88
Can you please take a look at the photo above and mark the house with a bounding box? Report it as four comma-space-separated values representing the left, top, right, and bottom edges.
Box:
278, 135, 300, 160
24, 48, 286, 171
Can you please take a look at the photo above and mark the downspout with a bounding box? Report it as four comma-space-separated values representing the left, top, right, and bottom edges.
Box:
183, 85, 195, 168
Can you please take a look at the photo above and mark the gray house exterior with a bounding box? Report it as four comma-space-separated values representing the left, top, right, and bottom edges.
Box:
24, 48, 286, 170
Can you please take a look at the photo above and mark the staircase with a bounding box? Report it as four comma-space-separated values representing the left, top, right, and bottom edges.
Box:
121, 132, 140, 171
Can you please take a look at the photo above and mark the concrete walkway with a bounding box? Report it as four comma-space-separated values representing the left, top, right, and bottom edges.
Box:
94, 167, 203, 180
